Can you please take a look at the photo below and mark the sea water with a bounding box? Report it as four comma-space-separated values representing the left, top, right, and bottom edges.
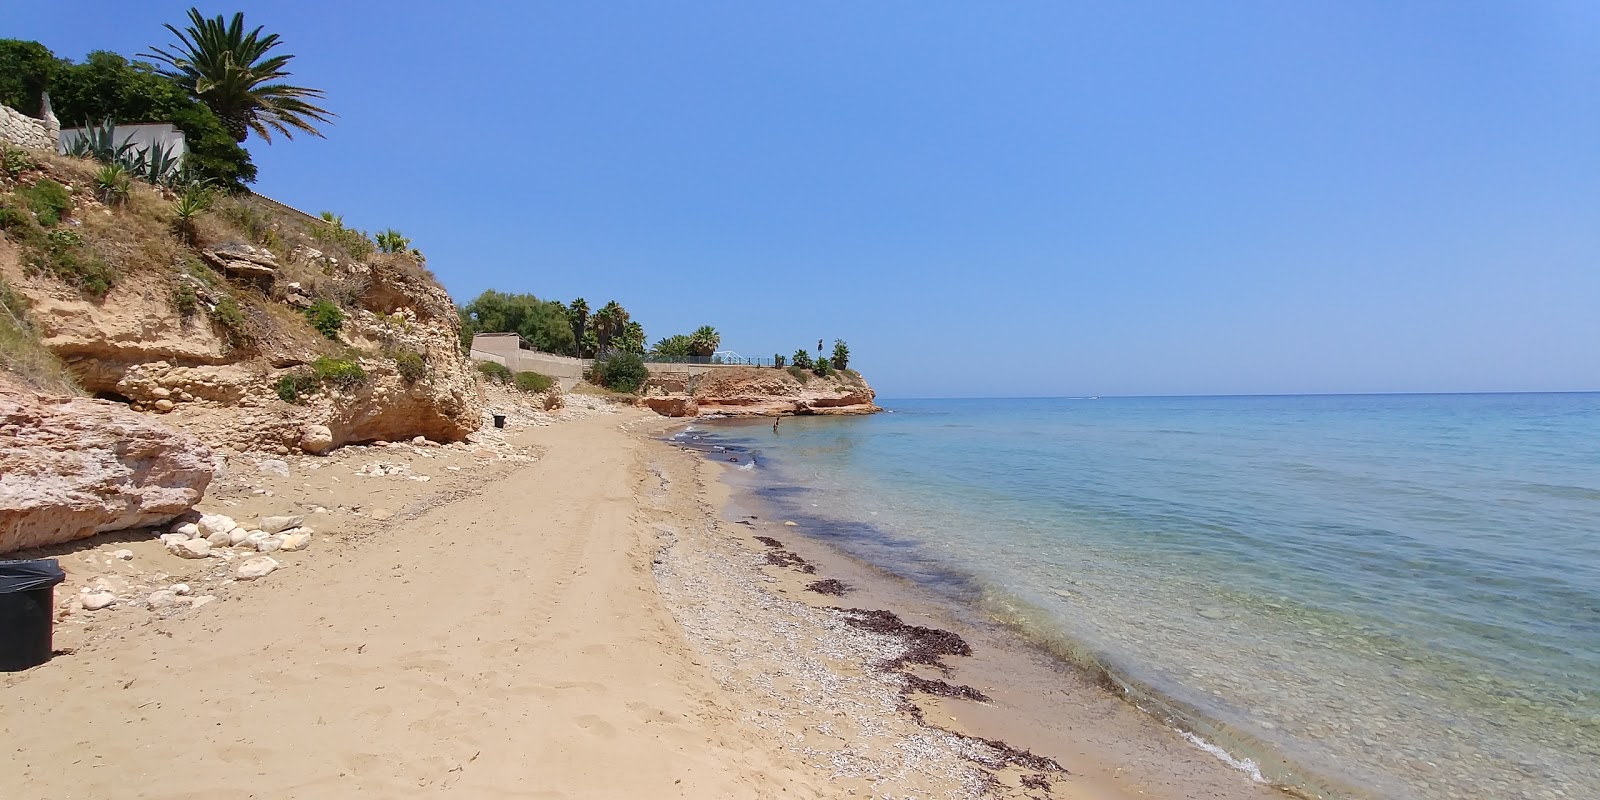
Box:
683, 394, 1600, 800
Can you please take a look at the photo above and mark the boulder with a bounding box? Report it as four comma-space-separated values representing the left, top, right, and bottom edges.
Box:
204, 528, 232, 547
255, 535, 284, 553
258, 515, 303, 534
0, 386, 217, 554
640, 396, 700, 418
299, 425, 334, 455
146, 589, 178, 610
81, 592, 117, 611
228, 527, 253, 547
236, 556, 278, 580
173, 522, 201, 538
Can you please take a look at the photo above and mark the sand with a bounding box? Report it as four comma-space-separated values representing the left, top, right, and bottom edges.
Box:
0, 404, 1277, 799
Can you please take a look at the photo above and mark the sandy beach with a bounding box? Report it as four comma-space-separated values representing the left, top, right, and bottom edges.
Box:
0, 402, 1280, 799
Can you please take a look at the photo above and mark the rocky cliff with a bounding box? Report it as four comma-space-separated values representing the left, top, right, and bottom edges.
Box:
639, 366, 880, 417
0, 152, 480, 455
0, 150, 481, 552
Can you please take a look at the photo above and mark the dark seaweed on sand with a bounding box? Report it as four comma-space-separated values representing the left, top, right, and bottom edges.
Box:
832, 608, 972, 672
754, 536, 784, 548
805, 579, 850, 596
901, 673, 989, 702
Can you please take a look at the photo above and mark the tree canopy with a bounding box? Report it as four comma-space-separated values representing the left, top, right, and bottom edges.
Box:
0, 42, 256, 188
458, 291, 577, 356
143, 8, 333, 143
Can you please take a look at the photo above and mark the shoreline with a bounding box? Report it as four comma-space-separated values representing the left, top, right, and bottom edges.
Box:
4, 403, 1293, 798
655, 422, 1295, 799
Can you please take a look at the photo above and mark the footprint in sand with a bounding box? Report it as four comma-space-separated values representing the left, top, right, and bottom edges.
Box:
572, 714, 618, 739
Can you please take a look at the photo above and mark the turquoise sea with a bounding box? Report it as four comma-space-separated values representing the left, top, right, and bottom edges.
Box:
680, 394, 1600, 800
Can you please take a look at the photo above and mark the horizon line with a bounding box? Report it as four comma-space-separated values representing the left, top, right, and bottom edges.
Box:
877, 390, 1600, 402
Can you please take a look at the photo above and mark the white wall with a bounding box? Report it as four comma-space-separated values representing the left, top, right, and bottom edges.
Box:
59, 123, 188, 163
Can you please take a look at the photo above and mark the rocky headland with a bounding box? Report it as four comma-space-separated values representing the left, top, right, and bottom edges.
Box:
638, 365, 880, 418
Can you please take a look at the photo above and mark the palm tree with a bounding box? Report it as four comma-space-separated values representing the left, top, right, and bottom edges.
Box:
590, 301, 628, 353
620, 321, 646, 354
689, 326, 720, 357
568, 298, 589, 356
144, 8, 334, 143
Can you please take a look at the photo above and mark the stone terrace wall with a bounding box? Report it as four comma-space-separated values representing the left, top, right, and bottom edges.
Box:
0, 104, 57, 151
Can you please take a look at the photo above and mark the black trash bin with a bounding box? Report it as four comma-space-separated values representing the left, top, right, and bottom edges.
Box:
492, 413, 506, 429
0, 558, 66, 672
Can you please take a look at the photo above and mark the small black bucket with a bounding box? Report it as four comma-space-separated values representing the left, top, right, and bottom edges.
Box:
493, 414, 507, 429
0, 558, 66, 672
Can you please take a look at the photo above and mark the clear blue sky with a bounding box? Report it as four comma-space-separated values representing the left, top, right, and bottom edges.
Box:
12, 2, 1600, 397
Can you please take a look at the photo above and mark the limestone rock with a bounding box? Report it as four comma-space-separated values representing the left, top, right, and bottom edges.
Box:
255, 535, 284, 553
0, 386, 216, 554
228, 527, 253, 547
173, 522, 201, 538
300, 424, 334, 455
236, 556, 278, 580
166, 537, 211, 559
170, 583, 192, 596
81, 592, 117, 611
159, 533, 189, 547
198, 514, 237, 537
280, 530, 312, 551
255, 459, 290, 477
243, 531, 270, 551
639, 396, 699, 418
259, 515, 303, 534
146, 589, 178, 609
204, 528, 232, 547
112, 549, 134, 561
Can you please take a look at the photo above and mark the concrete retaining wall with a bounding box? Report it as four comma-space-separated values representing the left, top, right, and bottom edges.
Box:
469, 333, 779, 388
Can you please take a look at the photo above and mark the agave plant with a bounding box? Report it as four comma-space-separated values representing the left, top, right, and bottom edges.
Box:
143, 143, 183, 186
143, 8, 334, 143
172, 184, 213, 244
65, 119, 138, 164
93, 163, 132, 206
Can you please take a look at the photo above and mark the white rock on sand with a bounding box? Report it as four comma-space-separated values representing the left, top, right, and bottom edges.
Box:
112, 549, 134, 561
166, 538, 211, 559
159, 533, 189, 547
228, 528, 253, 547
173, 522, 201, 537
279, 530, 312, 551
198, 514, 237, 537
256, 536, 284, 553
146, 590, 178, 609
236, 556, 278, 580
300, 424, 334, 455
81, 592, 117, 611
170, 583, 192, 596
258, 515, 303, 534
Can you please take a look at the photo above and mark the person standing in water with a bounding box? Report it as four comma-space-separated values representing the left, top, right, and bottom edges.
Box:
773, 415, 780, 433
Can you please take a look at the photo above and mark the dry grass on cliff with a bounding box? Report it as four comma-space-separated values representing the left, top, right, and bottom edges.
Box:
0, 263, 80, 396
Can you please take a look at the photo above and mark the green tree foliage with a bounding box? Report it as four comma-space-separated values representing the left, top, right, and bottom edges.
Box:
304, 298, 344, 340
589, 300, 630, 354
617, 320, 646, 354
0, 40, 55, 117
567, 298, 590, 357
43, 49, 256, 188
831, 339, 850, 371
689, 325, 720, 357
143, 9, 333, 143
814, 355, 834, 377
774, 353, 786, 368
373, 228, 411, 254
652, 334, 694, 358
791, 349, 813, 369
591, 352, 648, 393
458, 290, 577, 356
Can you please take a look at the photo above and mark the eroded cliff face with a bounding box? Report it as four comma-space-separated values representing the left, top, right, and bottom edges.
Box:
0, 159, 480, 454
639, 366, 880, 417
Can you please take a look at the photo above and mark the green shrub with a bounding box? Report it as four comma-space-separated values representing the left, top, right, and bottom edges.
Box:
304, 298, 345, 340
831, 339, 850, 371
814, 356, 833, 377
791, 349, 813, 369
19, 178, 71, 226
275, 370, 318, 404
311, 356, 367, 391
172, 185, 212, 243
592, 352, 649, 393
312, 212, 375, 261
395, 350, 426, 383
514, 371, 553, 393
476, 360, 513, 384
374, 228, 411, 254
787, 366, 811, 384
171, 281, 198, 318
0, 145, 36, 180
208, 295, 251, 351
28, 229, 116, 299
